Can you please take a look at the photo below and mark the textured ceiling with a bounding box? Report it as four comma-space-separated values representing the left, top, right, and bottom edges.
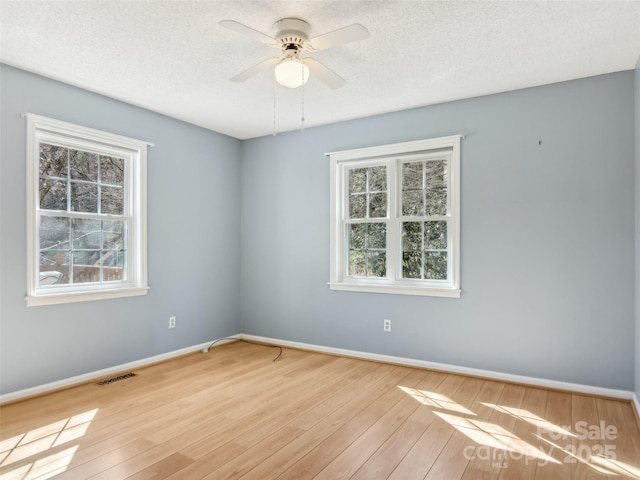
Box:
1, 1, 639, 140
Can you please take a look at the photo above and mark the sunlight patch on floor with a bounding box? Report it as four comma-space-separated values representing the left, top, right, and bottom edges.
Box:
398, 386, 475, 415
483, 403, 575, 439
0, 409, 97, 479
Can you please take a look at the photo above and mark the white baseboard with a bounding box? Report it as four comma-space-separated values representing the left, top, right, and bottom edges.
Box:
0, 335, 241, 404
633, 393, 640, 420
242, 334, 635, 401
1, 333, 634, 404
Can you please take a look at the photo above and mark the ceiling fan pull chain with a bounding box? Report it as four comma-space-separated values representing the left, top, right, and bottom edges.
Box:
300, 61, 305, 133
273, 73, 277, 136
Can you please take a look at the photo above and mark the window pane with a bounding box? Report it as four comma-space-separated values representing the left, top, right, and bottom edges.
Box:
349, 168, 366, 193
72, 251, 101, 284
100, 155, 124, 186
39, 251, 69, 285
425, 251, 447, 280
347, 222, 386, 277
72, 219, 101, 249
101, 186, 124, 215
402, 190, 423, 216
103, 221, 125, 250
349, 194, 366, 219
401, 221, 448, 280
426, 160, 447, 215
426, 160, 447, 189
348, 250, 365, 276
368, 222, 386, 249
426, 187, 447, 216
70, 182, 98, 212
39, 144, 68, 178
402, 251, 422, 279
39, 179, 68, 210
69, 150, 98, 182
348, 223, 366, 249
402, 162, 422, 189
369, 193, 386, 218
425, 221, 447, 249
402, 222, 422, 251
367, 252, 386, 277
40, 216, 70, 249
369, 166, 386, 192
39, 211, 69, 280
103, 251, 125, 281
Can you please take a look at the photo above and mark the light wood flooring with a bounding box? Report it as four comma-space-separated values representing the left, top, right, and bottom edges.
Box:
1, 341, 640, 479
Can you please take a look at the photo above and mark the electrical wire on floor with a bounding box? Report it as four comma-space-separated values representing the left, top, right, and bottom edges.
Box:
204, 337, 282, 362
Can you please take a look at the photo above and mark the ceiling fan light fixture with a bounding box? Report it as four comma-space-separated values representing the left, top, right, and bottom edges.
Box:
274, 58, 310, 89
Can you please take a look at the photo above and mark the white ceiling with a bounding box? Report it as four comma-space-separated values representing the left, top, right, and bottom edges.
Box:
1, 1, 639, 140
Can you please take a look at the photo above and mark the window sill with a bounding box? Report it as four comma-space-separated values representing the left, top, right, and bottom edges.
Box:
328, 282, 461, 298
26, 286, 149, 307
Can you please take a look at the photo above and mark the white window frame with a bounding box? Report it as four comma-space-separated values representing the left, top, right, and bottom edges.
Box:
25, 114, 149, 306
328, 135, 462, 297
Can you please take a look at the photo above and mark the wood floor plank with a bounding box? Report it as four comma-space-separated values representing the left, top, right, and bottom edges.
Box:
215, 364, 410, 480
348, 371, 449, 480
72, 350, 344, 479
534, 390, 573, 480
386, 375, 493, 480
168, 362, 399, 480
459, 383, 527, 480
593, 398, 640, 479
496, 386, 549, 480
41, 357, 301, 474
570, 394, 609, 480
421, 379, 505, 480
1, 342, 639, 480
311, 371, 443, 480
263, 368, 429, 480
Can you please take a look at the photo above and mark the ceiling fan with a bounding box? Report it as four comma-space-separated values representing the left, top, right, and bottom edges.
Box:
219, 18, 369, 89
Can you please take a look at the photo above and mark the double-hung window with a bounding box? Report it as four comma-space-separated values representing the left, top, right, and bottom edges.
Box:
26, 114, 148, 306
328, 135, 461, 297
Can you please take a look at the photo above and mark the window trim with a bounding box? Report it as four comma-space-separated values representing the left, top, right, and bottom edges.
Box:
25, 114, 149, 306
328, 135, 462, 298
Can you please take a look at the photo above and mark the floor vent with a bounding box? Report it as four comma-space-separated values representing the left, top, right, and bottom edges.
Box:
96, 372, 137, 386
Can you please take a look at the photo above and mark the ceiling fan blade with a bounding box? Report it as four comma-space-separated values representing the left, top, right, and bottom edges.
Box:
305, 24, 369, 51
303, 58, 346, 89
219, 20, 279, 48
230, 57, 281, 83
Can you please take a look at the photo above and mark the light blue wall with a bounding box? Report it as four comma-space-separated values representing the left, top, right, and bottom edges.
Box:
241, 71, 636, 390
635, 55, 640, 400
0, 65, 242, 394
1, 65, 636, 396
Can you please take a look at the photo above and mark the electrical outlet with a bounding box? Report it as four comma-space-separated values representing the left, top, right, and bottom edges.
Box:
383, 319, 391, 332
169, 316, 176, 329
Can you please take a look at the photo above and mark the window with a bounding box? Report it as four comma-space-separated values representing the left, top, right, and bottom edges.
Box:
26, 114, 148, 306
328, 135, 461, 297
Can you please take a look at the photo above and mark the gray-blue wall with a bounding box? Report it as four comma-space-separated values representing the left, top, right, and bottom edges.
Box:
1, 65, 636, 396
0, 65, 242, 394
241, 71, 636, 391
635, 55, 640, 400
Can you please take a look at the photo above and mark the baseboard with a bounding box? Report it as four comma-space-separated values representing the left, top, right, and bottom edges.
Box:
1, 332, 634, 405
241, 334, 635, 401
0, 335, 241, 404
633, 393, 640, 426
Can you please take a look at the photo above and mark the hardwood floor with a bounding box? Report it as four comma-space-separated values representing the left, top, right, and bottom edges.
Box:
1, 341, 640, 479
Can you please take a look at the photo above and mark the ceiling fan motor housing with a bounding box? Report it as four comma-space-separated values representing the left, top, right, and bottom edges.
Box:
273, 18, 310, 52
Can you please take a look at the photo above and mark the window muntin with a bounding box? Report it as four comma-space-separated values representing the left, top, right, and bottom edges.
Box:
26, 114, 148, 306
329, 136, 461, 297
